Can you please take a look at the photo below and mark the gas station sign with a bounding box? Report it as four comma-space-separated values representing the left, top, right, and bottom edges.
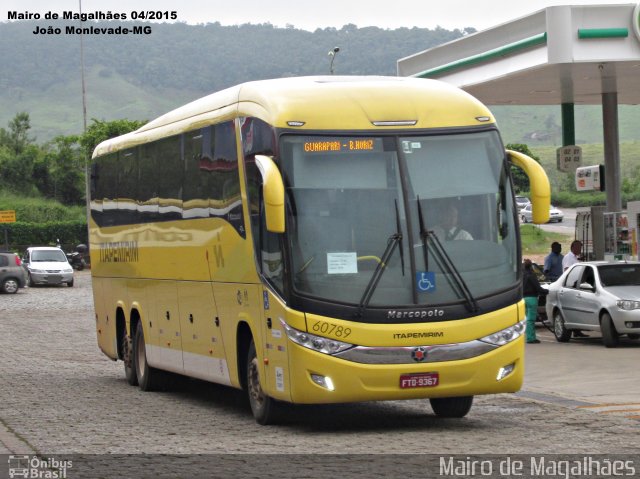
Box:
556, 145, 582, 173
575, 165, 605, 192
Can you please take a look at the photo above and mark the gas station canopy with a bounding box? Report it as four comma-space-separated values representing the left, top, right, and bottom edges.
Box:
398, 4, 640, 105
398, 3, 640, 213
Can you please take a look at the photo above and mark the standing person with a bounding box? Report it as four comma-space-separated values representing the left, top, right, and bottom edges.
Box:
523, 259, 548, 344
562, 240, 583, 271
543, 242, 564, 281
561, 240, 588, 337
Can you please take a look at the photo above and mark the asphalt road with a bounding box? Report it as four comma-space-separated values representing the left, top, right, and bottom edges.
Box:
0, 272, 638, 478
526, 207, 577, 235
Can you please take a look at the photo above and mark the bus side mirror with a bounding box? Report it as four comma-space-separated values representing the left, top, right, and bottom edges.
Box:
507, 149, 550, 224
254, 155, 285, 233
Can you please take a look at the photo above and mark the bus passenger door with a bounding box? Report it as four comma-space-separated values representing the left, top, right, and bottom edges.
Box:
214, 283, 264, 389
178, 281, 230, 385
260, 287, 293, 403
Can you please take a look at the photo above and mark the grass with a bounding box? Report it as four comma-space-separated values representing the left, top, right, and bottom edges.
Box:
0, 192, 86, 223
520, 224, 572, 258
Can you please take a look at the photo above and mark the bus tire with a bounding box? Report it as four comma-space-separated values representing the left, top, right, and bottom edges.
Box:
123, 333, 138, 386
247, 339, 281, 425
430, 396, 473, 418
133, 320, 164, 391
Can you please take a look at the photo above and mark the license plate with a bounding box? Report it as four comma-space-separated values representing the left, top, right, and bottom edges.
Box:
400, 372, 439, 389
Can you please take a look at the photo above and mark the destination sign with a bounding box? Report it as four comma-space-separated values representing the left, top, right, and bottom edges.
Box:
303, 138, 380, 153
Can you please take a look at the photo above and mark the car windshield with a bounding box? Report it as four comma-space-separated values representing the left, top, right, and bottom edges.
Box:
31, 250, 67, 262
280, 131, 518, 308
598, 264, 640, 286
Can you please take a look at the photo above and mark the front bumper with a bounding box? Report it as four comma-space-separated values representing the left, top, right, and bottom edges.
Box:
29, 270, 74, 285
281, 335, 524, 404
611, 310, 640, 334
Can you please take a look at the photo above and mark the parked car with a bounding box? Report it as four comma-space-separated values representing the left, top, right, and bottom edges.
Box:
0, 251, 27, 294
22, 247, 74, 287
515, 196, 531, 211
520, 204, 564, 223
545, 261, 640, 347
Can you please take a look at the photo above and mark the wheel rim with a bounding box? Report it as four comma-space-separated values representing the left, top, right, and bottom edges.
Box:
123, 335, 133, 369
4, 279, 18, 293
554, 312, 564, 337
248, 356, 265, 410
136, 329, 146, 379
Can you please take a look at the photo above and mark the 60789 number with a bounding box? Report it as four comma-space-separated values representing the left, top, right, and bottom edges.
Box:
312, 321, 351, 339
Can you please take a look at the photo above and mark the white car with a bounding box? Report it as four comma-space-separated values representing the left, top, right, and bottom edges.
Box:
520, 204, 564, 223
22, 247, 75, 287
515, 196, 530, 211
545, 261, 640, 347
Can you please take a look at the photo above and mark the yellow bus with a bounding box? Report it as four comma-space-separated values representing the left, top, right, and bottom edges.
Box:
90, 76, 550, 424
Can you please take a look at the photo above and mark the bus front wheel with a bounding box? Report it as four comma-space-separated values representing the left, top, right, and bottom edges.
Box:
430, 396, 473, 418
247, 340, 281, 425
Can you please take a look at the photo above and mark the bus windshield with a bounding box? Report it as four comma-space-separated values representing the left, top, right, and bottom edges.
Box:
279, 130, 518, 309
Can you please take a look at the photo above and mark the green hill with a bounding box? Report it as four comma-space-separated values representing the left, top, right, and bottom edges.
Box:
1, 19, 638, 145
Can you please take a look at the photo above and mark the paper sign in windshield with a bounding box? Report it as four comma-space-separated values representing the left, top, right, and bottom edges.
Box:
327, 252, 358, 274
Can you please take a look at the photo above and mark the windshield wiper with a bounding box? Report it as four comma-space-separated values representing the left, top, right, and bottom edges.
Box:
356, 200, 404, 317
416, 198, 478, 313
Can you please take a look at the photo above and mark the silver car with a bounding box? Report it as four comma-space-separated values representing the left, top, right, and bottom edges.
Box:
22, 247, 75, 287
515, 195, 530, 212
520, 204, 564, 223
545, 261, 640, 347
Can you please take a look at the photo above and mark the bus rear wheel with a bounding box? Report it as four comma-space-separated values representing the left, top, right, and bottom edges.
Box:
430, 396, 473, 418
247, 339, 281, 425
133, 321, 165, 391
122, 332, 138, 386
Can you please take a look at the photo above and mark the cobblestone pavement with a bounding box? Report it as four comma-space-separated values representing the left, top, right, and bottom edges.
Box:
0, 272, 638, 475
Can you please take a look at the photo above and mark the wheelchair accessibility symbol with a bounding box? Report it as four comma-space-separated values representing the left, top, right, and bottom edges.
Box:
416, 271, 436, 293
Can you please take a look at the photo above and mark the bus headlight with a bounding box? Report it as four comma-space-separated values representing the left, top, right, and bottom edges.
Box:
479, 320, 526, 346
281, 320, 354, 355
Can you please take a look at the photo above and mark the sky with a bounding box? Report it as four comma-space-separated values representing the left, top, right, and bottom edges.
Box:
2, 0, 633, 31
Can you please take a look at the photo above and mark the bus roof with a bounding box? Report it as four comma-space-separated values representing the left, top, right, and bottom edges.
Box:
93, 76, 495, 158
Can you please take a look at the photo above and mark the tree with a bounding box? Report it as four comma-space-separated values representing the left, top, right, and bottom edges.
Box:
79, 118, 146, 162
43, 135, 84, 205
0, 112, 35, 155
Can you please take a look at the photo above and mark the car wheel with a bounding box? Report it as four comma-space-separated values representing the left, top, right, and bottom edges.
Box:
247, 339, 282, 425
600, 312, 619, 348
67, 279, 74, 287
133, 320, 166, 391
26, 273, 32, 287
553, 310, 571, 342
521, 215, 527, 224
1, 278, 19, 294
430, 396, 473, 418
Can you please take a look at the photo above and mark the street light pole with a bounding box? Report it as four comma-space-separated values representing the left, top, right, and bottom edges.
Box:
328, 47, 340, 74
79, 0, 90, 227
